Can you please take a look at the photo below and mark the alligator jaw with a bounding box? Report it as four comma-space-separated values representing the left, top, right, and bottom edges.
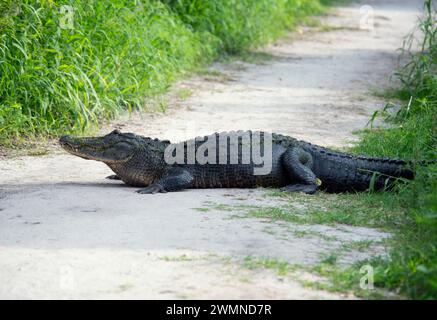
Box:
59, 135, 100, 160
59, 132, 138, 163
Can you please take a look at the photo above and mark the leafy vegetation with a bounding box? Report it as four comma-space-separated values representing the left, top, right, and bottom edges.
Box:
0, 0, 329, 144
161, 0, 323, 54
0, 0, 209, 142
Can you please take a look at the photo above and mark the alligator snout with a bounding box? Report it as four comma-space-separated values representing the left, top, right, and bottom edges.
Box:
59, 135, 72, 144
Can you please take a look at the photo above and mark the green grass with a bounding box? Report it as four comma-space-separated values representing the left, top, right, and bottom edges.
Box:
304, 261, 391, 299
207, 192, 406, 230
243, 256, 297, 276
0, 0, 333, 146
161, 0, 324, 55
341, 240, 375, 252
0, 0, 210, 143
241, 255, 388, 299
175, 87, 193, 101
292, 229, 339, 241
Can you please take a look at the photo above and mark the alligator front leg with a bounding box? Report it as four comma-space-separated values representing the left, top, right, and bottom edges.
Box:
106, 175, 121, 180
136, 167, 194, 194
281, 147, 320, 194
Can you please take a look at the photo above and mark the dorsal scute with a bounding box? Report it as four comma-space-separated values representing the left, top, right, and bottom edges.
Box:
160, 131, 302, 150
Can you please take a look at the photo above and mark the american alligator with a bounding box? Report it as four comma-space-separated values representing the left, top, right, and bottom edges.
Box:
60, 130, 416, 194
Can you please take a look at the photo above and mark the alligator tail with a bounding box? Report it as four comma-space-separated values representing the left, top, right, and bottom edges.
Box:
303, 143, 435, 192
354, 156, 415, 179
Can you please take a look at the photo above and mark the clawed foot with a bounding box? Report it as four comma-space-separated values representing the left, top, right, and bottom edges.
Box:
280, 184, 318, 195
106, 175, 121, 180
136, 184, 167, 194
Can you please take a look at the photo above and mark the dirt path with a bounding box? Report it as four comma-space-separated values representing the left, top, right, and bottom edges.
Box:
0, 0, 422, 299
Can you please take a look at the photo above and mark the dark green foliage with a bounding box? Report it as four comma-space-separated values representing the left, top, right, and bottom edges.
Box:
0, 0, 213, 140
161, 0, 323, 54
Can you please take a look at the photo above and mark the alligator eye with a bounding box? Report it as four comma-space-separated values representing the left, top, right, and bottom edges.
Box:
111, 129, 121, 135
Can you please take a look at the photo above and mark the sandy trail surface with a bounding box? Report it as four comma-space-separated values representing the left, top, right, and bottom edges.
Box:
0, 0, 422, 299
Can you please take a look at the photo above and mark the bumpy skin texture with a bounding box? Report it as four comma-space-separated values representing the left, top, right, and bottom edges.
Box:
59, 130, 416, 194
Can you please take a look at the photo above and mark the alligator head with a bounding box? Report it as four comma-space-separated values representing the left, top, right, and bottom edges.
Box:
59, 130, 143, 163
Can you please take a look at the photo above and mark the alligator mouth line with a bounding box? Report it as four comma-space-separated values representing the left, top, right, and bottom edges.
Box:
61, 141, 115, 153
60, 139, 135, 163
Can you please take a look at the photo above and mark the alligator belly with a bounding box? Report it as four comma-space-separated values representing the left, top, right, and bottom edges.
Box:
188, 163, 289, 189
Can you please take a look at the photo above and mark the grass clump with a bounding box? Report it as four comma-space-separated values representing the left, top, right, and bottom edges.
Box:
350, 0, 437, 299
243, 256, 297, 276
244, 192, 404, 229
0, 0, 332, 145
242, 255, 387, 298
304, 260, 390, 299
161, 0, 324, 54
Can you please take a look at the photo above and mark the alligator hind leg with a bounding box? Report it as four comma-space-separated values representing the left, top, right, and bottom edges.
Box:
281, 147, 320, 194
137, 167, 194, 194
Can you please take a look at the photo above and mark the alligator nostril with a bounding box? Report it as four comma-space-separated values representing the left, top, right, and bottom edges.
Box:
59, 135, 71, 144
111, 129, 121, 135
